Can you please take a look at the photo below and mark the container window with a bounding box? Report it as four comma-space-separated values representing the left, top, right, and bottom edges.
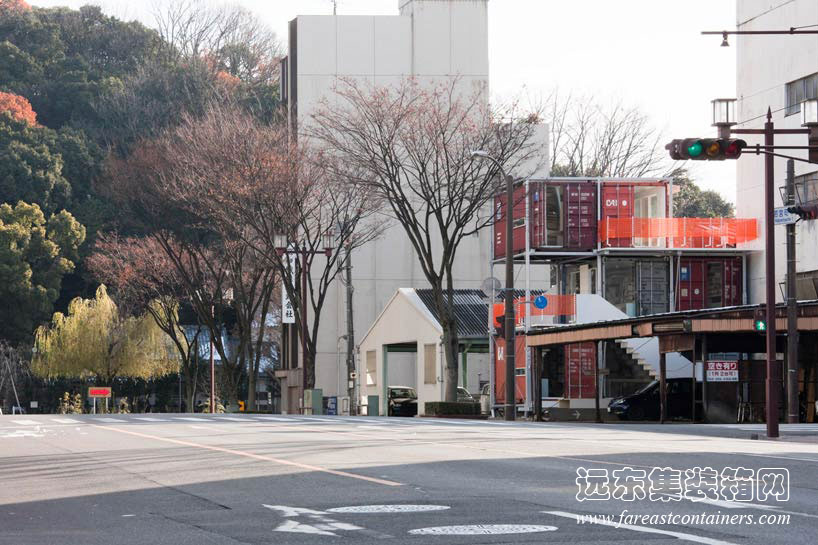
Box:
706, 262, 723, 308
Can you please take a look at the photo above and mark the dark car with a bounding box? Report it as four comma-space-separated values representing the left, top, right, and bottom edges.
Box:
608, 378, 702, 421
387, 386, 418, 417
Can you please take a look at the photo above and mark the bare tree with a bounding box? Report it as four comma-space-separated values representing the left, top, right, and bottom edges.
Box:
0, 341, 26, 413
545, 92, 666, 177
87, 234, 205, 412
153, 0, 281, 85
309, 77, 544, 402
150, 106, 383, 391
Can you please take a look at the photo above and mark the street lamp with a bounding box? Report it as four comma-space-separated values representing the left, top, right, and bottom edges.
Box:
275, 232, 335, 413
801, 98, 818, 128
712, 98, 737, 138
471, 149, 516, 421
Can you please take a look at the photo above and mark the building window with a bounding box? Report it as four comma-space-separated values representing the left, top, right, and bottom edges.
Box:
424, 344, 436, 384
785, 73, 818, 116
366, 350, 376, 387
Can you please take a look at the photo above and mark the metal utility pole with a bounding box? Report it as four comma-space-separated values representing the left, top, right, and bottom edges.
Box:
471, 150, 516, 421
764, 110, 780, 438
210, 304, 215, 414
345, 243, 356, 416
503, 172, 516, 421
786, 159, 799, 423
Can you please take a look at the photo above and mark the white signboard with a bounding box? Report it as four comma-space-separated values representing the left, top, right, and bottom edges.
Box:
281, 252, 297, 324
774, 207, 798, 226
706, 360, 738, 382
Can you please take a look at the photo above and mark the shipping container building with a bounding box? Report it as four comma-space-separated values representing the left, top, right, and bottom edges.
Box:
490, 177, 756, 412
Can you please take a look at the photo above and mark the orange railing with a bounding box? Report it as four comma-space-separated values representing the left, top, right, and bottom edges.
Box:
598, 217, 758, 248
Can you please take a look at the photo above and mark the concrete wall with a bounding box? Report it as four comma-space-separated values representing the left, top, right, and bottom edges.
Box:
735, 0, 818, 304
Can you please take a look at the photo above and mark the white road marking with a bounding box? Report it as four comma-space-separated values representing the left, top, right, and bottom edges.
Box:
212, 417, 248, 422
133, 417, 167, 422
173, 417, 207, 422
302, 417, 338, 422
11, 419, 39, 425
1, 430, 45, 438
734, 452, 818, 464
274, 519, 337, 536
254, 416, 292, 421
544, 510, 739, 545
50, 418, 81, 424
409, 524, 557, 536
96, 417, 125, 423
328, 505, 450, 514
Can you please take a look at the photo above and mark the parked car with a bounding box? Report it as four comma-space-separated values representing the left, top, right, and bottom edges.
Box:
608, 378, 702, 421
387, 386, 418, 417
457, 387, 475, 403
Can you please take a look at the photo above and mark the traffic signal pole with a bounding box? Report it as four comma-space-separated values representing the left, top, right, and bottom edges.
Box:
763, 110, 780, 438
504, 173, 516, 421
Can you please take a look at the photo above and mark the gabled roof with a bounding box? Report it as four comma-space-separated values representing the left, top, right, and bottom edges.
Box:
413, 288, 543, 339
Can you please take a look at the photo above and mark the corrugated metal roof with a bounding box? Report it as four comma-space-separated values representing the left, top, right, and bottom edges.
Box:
413, 289, 543, 339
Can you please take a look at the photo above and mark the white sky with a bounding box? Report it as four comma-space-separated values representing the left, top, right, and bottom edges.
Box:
31, 0, 738, 202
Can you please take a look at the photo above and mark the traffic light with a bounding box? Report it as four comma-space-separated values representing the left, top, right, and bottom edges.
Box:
666, 138, 747, 161
787, 204, 818, 220
493, 313, 506, 339
753, 306, 767, 334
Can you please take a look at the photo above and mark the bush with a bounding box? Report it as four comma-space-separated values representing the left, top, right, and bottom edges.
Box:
425, 401, 481, 416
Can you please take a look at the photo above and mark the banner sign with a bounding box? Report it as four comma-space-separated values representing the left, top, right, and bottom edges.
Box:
88, 387, 112, 398
706, 361, 738, 382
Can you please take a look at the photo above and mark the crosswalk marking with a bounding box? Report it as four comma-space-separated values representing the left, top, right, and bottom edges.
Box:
12, 419, 39, 425
213, 417, 248, 422
50, 418, 81, 424
133, 417, 167, 422
174, 417, 207, 422
97, 417, 126, 423
254, 416, 292, 422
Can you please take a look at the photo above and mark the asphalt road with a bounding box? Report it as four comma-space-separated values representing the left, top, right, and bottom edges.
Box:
2, 414, 818, 544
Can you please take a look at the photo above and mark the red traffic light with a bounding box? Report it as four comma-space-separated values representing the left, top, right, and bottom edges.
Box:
787, 204, 818, 220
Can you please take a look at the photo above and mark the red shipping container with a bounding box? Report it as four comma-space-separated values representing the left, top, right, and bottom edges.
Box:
564, 342, 597, 399
493, 184, 528, 257
677, 257, 743, 311
601, 184, 635, 247
493, 336, 526, 406
564, 182, 597, 249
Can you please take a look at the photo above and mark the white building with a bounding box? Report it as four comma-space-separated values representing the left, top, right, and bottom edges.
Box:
277, 0, 544, 412
736, 0, 818, 303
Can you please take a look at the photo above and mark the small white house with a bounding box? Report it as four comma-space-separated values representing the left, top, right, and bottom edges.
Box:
358, 288, 491, 416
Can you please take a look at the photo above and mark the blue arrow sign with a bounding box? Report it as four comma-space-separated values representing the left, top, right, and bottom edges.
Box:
534, 295, 548, 309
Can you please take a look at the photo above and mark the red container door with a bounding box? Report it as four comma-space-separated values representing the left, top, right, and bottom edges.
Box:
601, 184, 635, 247
677, 258, 705, 311
724, 257, 743, 306
493, 185, 528, 258
564, 182, 597, 249
493, 194, 505, 257
493, 336, 526, 405
564, 342, 596, 399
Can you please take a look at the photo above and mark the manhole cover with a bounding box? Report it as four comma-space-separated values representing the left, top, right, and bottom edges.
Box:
328, 505, 450, 514
409, 524, 558, 535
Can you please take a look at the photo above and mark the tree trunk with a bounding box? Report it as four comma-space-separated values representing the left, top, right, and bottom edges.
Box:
432, 282, 459, 403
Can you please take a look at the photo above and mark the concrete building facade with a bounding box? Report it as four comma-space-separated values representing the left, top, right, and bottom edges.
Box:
735, 0, 818, 303
278, 0, 507, 410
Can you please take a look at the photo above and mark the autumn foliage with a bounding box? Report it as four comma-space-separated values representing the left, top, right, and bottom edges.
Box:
0, 0, 31, 13
0, 92, 37, 126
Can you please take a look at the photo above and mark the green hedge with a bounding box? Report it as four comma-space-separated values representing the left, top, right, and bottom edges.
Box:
425, 402, 481, 416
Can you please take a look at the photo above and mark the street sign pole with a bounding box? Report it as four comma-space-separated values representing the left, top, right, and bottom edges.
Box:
764, 110, 780, 438
786, 159, 799, 423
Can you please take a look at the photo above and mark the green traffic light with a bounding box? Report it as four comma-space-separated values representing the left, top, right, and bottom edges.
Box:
754, 319, 766, 332
687, 141, 703, 157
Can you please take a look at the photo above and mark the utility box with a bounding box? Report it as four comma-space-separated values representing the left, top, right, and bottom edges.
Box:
303, 389, 323, 415
367, 395, 379, 416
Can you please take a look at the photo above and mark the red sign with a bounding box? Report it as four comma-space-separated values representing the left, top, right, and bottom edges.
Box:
706, 361, 738, 382
88, 387, 112, 398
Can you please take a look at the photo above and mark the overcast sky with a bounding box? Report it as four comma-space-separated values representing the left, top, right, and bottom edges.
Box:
31, 0, 739, 202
